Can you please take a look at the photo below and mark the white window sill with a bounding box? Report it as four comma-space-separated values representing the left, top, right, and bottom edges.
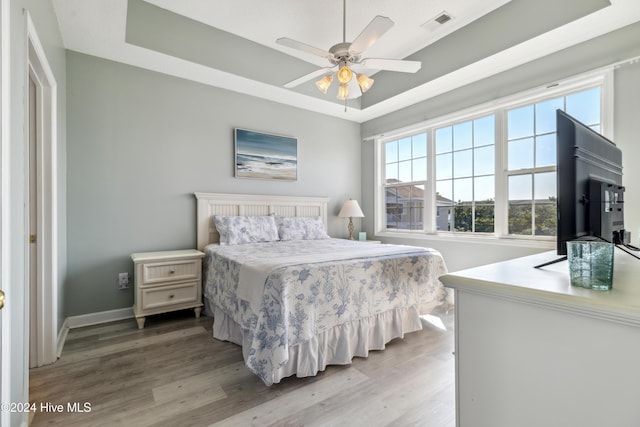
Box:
375, 230, 556, 250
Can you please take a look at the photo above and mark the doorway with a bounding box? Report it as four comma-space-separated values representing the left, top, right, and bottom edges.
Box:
26, 13, 58, 368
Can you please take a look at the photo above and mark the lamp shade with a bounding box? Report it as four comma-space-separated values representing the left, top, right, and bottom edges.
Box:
337, 83, 349, 100
356, 73, 374, 93
337, 65, 353, 84
315, 75, 333, 94
338, 199, 364, 218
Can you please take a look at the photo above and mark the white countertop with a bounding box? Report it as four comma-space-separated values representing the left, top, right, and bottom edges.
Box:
440, 248, 640, 326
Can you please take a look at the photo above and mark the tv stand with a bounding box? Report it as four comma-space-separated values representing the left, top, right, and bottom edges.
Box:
533, 255, 567, 269
440, 250, 640, 427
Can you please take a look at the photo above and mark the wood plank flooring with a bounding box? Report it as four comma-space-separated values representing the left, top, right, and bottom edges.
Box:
29, 308, 455, 427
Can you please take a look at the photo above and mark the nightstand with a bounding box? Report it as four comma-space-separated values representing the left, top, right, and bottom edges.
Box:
131, 249, 205, 329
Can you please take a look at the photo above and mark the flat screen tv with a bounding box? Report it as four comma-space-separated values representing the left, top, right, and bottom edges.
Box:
556, 109, 624, 256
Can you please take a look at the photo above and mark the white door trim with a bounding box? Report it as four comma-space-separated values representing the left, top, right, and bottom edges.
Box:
1, 0, 12, 424
25, 11, 58, 367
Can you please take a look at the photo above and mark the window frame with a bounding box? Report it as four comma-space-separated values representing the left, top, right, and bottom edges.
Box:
374, 68, 613, 246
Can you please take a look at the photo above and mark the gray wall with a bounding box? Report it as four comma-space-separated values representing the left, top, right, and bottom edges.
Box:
361, 22, 640, 273
65, 52, 361, 316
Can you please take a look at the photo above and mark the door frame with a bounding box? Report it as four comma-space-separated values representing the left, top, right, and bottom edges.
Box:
25, 11, 58, 367
0, 0, 9, 424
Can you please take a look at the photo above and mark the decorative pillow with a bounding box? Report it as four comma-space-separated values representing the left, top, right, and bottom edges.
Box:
213, 215, 279, 245
275, 216, 329, 241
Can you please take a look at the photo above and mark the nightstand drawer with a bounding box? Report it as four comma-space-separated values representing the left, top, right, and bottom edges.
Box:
141, 282, 199, 310
141, 259, 200, 285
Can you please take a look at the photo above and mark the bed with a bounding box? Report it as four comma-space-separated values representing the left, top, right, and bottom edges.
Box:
195, 192, 452, 386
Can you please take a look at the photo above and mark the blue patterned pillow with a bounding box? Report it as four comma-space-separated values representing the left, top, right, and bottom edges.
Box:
214, 215, 279, 245
275, 216, 329, 241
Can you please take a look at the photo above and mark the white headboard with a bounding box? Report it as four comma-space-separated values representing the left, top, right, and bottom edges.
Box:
194, 192, 330, 250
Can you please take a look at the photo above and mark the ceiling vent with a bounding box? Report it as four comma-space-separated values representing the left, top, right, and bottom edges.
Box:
421, 12, 453, 32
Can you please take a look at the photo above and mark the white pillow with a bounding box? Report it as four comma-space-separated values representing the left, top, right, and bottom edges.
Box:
275, 216, 329, 241
213, 215, 279, 245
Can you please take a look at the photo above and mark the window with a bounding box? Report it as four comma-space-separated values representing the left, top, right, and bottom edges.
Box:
435, 115, 495, 233
384, 133, 427, 230
506, 87, 601, 237
376, 71, 609, 243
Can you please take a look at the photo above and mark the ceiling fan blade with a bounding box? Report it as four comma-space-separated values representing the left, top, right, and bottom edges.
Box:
276, 37, 333, 59
349, 16, 394, 55
284, 67, 335, 89
360, 58, 422, 73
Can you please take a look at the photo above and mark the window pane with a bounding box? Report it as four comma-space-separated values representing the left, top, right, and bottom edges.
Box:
386, 163, 398, 183
566, 87, 600, 126
412, 133, 427, 158
435, 127, 452, 154
474, 115, 495, 147
535, 134, 556, 168
453, 121, 473, 150
454, 204, 472, 232
508, 138, 534, 170
386, 141, 398, 163
398, 137, 412, 161
474, 145, 494, 176
535, 202, 556, 236
474, 175, 494, 202
436, 153, 452, 180
509, 204, 532, 235
436, 206, 452, 231
385, 187, 400, 229
509, 174, 532, 201
534, 171, 557, 235
410, 186, 424, 230
508, 105, 534, 139
475, 204, 495, 233
536, 98, 564, 135
385, 185, 425, 230
534, 172, 556, 200
453, 150, 473, 178
454, 178, 472, 203
412, 157, 427, 181
437, 180, 453, 202
398, 160, 412, 182
535, 97, 564, 134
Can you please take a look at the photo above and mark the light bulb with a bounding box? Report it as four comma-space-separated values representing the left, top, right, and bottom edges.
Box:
337, 66, 353, 84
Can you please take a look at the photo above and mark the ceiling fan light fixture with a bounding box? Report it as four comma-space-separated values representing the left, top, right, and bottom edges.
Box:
337, 65, 353, 84
356, 73, 374, 93
337, 83, 349, 100
315, 75, 333, 94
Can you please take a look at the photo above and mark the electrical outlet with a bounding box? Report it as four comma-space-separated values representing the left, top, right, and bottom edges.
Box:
118, 272, 130, 289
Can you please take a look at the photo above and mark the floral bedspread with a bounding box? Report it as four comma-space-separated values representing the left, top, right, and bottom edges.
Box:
203, 239, 449, 385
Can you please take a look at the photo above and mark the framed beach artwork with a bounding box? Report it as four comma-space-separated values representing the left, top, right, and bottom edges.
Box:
234, 128, 297, 181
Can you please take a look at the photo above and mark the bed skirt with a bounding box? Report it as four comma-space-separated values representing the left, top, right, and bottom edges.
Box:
205, 299, 429, 385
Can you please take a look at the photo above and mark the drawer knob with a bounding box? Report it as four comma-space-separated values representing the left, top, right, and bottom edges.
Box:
168, 294, 175, 299
169, 270, 176, 274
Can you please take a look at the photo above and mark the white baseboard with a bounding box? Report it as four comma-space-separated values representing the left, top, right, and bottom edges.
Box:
57, 318, 69, 358
66, 307, 134, 329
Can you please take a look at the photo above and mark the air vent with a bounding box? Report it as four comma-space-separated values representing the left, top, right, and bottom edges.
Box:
435, 13, 452, 25
421, 11, 453, 32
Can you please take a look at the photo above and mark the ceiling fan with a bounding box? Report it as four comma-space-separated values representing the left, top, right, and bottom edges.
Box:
276, 0, 422, 100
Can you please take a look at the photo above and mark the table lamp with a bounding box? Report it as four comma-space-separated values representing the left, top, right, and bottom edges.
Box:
338, 199, 365, 240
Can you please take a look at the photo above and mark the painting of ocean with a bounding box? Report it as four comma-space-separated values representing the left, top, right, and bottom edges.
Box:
235, 129, 297, 181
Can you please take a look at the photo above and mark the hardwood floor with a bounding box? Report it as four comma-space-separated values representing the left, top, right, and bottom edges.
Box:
29, 308, 455, 427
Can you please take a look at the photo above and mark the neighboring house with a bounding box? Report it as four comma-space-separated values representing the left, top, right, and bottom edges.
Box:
384, 180, 454, 231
